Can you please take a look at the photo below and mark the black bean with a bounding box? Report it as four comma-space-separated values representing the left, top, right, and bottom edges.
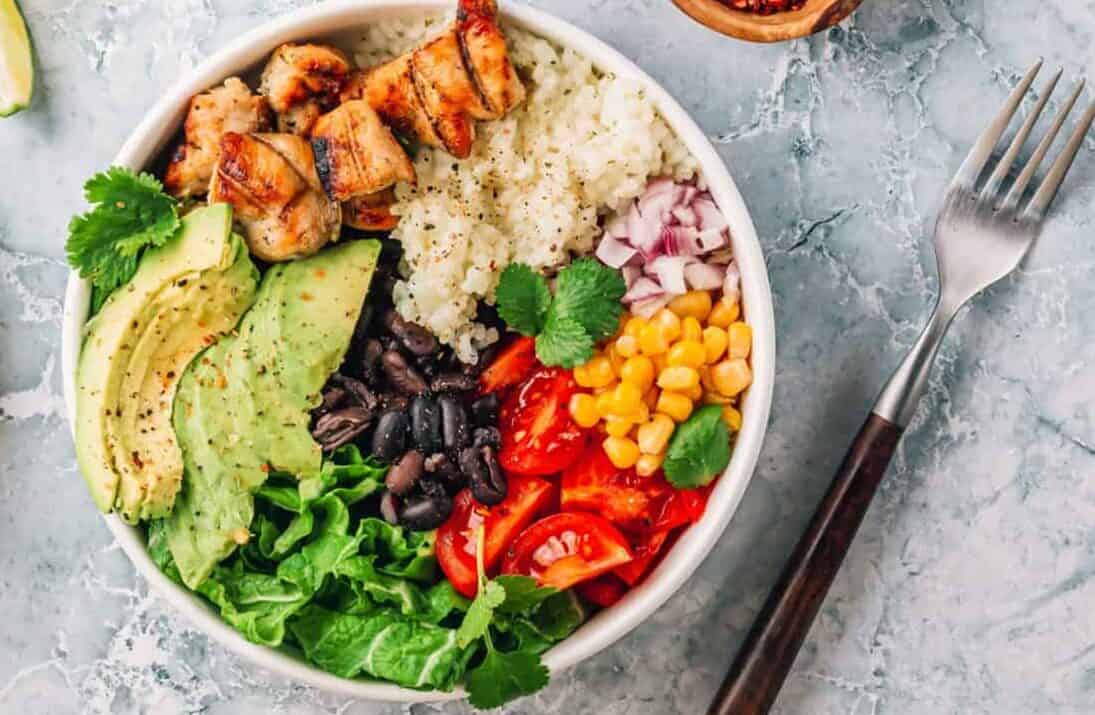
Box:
312, 406, 373, 452
362, 338, 384, 384
430, 372, 477, 393
464, 445, 507, 505
381, 350, 428, 395
472, 426, 501, 449
409, 396, 442, 454
331, 374, 378, 411
380, 492, 400, 525
399, 489, 453, 531
371, 409, 408, 461
384, 309, 439, 356
386, 450, 424, 496
424, 452, 464, 492
315, 386, 348, 416
439, 396, 470, 451
382, 393, 410, 412
469, 394, 499, 427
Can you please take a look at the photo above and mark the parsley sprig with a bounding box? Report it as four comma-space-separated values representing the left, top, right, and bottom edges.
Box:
495, 258, 625, 368
66, 167, 182, 312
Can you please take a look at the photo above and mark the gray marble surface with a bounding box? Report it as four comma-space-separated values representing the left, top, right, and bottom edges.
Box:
3, 0, 1095, 713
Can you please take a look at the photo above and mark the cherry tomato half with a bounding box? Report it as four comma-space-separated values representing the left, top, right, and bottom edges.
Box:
436, 475, 556, 598
576, 573, 628, 608
614, 529, 671, 586
501, 512, 633, 590
478, 336, 537, 395
498, 366, 588, 476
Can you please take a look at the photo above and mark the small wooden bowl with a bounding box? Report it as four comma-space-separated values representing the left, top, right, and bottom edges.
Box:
672, 0, 863, 43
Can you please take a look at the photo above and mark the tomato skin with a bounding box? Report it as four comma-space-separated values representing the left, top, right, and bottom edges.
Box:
478, 336, 537, 395
499, 367, 588, 476
501, 512, 633, 590
436, 476, 556, 598
614, 530, 671, 586
577, 573, 628, 608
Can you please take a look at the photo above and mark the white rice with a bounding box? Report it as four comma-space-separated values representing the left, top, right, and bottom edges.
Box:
354, 17, 699, 362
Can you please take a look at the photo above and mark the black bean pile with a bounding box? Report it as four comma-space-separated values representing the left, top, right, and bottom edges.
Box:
311, 240, 506, 532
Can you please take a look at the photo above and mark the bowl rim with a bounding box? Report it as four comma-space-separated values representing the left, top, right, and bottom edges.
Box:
60, 0, 775, 703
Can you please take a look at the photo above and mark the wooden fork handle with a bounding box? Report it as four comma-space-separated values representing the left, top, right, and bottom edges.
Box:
708, 412, 904, 715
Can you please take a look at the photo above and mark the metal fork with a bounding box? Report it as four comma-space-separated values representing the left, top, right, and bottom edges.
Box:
709, 59, 1095, 715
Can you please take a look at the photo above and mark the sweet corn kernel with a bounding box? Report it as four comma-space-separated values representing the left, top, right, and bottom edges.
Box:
568, 393, 600, 428
657, 366, 701, 391
630, 402, 650, 424
603, 436, 640, 469
636, 453, 665, 477
644, 387, 660, 411
585, 355, 617, 388
727, 322, 752, 359
639, 323, 669, 355
595, 391, 616, 417
593, 380, 618, 396
637, 414, 675, 455
703, 391, 734, 405
620, 356, 656, 393
708, 297, 741, 328
654, 309, 682, 342
611, 381, 644, 416
702, 326, 728, 364
615, 334, 639, 358
604, 416, 634, 437
668, 290, 713, 320
652, 353, 669, 374
667, 340, 706, 369
683, 382, 704, 401
721, 406, 743, 432
609, 343, 628, 375
624, 316, 648, 338
710, 358, 753, 396
656, 391, 694, 422
681, 316, 703, 343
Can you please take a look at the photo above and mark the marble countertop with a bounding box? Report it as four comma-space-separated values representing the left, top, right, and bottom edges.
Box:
3, 1, 1095, 713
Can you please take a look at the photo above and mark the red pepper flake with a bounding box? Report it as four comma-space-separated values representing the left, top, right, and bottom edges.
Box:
721, 0, 805, 14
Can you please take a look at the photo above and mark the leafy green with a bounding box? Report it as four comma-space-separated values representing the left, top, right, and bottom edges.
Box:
494, 575, 558, 614
494, 260, 625, 369
534, 313, 593, 368
66, 167, 181, 311
494, 264, 551, 336
551, 257, 626, 341
663, 405, 732, 488
457, 580, 506, 648
466, 649, 550, 710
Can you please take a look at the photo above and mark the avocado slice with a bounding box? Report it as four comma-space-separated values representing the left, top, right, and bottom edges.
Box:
166, 239, 381, 588
75, 204, 259, 522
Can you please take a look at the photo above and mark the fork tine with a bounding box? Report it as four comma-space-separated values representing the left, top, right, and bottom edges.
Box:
1002, 79, 1085, 210
1022, 98, 1095, 219
952, 59, 1043, 189
979, 68, 1062, 202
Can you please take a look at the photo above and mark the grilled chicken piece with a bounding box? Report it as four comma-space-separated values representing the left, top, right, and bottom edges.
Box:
259, 43, 351, 135
456, 0, 525, 118
164, 78, 273, 198
343, 189, 400, 232
352, 0, 523, 159
311, 100, 416, 202
209, 132, 341, 262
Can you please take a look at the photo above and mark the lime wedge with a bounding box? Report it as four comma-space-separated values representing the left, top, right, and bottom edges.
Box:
0, 0, 32, 117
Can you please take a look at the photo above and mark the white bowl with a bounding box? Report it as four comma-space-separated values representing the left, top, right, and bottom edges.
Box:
61, 0, 775, 703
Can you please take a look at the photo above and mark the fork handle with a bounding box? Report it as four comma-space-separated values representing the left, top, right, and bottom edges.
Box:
708, 413, 904, 715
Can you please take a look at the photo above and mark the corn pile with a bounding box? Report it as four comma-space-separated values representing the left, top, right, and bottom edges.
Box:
569, 289, 753, 473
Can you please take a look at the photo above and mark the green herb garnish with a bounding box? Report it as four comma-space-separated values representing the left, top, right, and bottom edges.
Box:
66, 167, 181, 312
662, 405, 732, 489
494, 258, 625, 368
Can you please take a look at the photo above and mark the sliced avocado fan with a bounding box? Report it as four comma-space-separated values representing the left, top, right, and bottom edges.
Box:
166, 239, 381, 589
75, 204, 259, 522
0, 0, 33, 117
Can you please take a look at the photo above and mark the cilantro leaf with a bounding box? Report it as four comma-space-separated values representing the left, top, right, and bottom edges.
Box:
494, 575, 557, 614
551, 258, 626, 341
535, 313, 593, 368
66, 167, 181, 307
495, 264, 552, 337
456, 580, 505, 648
466, 648, 550, 709
663, 405, 732, 488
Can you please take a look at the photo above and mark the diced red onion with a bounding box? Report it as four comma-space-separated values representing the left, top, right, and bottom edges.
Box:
722, 260, 741, 304
705, 248, 734, 265
684, 262, 724, 291
671, 205, 697, 227
681, 185, 698, 206
696, 227, 728, 253
596, 234, 637, 268
628, 202, 663, 257
693, 198, 728, 234
647, 255, 689, 295
637, 178, 683, 222
622, 264, 642, 288
623, 276, 664, 304
661, 225, 701, 257
605, 214, 629, 239
631, 294, 670, 319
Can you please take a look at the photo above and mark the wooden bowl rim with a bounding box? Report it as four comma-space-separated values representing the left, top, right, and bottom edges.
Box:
671, 0, 864, 42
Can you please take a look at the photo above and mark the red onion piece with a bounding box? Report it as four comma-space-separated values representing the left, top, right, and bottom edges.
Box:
631, 294, 671, 319
622, 265, 642, 288
646, 255, 689, 295
623, 276, 664, 304
661, 225, 701, 257
684, 261, 724, 291
672, 205, 697, 227
693, 198, 729, 234
696, 227, 728, 253
628, 202, 663, 257
596, 234, 637, 268
722, 260, 741, 304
